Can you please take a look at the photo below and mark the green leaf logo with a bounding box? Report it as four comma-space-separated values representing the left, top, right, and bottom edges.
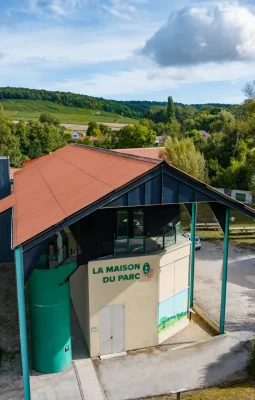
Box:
143, 262, 150, 275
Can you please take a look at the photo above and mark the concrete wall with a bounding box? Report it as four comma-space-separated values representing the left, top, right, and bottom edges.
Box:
85, 238, 191, 357
158, 242, 190, 342
70, 264, 90, 351
88, 254, 159, 357
159, 244, 190, 302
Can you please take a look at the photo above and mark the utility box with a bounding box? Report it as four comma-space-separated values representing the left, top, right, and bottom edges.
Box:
28, 264, 77, 373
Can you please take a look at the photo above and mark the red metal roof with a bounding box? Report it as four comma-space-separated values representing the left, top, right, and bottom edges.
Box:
22, 154, 48, 167
114, 147, 165, 159
4, 145, 159, 247
0, 194, 14, 214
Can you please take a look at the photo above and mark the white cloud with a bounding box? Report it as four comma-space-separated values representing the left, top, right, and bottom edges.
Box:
0, 26, 149, 66
141, 3, 255, 66
46, 61, 255, 98
102, 0, 147, 21
25, 0, 86, 18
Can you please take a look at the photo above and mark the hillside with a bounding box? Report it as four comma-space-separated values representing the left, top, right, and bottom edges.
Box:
0, 87, 233, 122
0, 99, 137, 125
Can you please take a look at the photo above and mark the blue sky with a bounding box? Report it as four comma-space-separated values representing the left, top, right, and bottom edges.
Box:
1, 0, 255, 104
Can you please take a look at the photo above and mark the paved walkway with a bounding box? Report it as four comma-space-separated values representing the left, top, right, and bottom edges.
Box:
97, 332, 253, 400
30, 305, 105, 400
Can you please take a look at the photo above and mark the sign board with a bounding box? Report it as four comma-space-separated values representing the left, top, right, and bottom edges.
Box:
92, 262, 151, 283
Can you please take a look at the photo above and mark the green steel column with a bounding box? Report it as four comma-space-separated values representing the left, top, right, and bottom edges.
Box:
15, 247, 31, 400
220, 207, 230, 334
189, 202, 197, 308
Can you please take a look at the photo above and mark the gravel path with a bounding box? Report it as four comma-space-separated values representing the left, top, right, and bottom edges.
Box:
195, 241, 255, 334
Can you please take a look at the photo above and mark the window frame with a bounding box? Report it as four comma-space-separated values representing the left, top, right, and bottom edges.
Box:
117, 209, 129, 239
133, 208, 145, 238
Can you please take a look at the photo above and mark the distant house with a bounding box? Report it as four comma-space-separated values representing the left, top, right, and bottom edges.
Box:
217, 188, 253, 204
72, 132, 84, 140
155, 136, 166, 146
199, 130, 210, 139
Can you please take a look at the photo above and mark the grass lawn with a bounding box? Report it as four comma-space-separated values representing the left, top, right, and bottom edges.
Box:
1, 99, 137, 124
180, 203, 255, 244
145, 383, 255, 399
180, 203, 255, 231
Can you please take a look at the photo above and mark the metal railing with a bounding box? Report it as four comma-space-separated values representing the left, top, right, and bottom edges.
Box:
36, 244, 78, 269
114, 228, 177, 256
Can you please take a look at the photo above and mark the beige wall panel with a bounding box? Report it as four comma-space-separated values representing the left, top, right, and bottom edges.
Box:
70, 264, 90, 351
160, 243, 191, 267
88, 254, 159, 357
174, 256, 190, 292
159, 263, 175, 302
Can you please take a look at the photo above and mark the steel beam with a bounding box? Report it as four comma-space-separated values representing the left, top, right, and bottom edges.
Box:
220, 207, 230, 334
15, 247, 31, 400
189, 203, 197, 308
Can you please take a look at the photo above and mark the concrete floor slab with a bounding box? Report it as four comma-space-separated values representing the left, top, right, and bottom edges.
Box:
96, 334, 252, 400
161, 314, 215, 350
30, 366, 82, 400
195, 241, 255, 334
96, 242, 255, 400
71, 304, 105, 400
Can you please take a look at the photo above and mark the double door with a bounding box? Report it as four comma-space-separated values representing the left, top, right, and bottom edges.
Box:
99, 304, 125, 355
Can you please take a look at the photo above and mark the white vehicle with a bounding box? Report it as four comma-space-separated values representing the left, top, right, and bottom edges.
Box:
182, 233, 201, 250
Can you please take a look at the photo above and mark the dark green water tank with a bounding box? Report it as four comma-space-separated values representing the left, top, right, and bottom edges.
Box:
28, 264, 77, 373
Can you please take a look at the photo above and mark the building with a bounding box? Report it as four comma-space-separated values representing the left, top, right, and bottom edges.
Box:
199, 130, 210, 139
72, 132, 84, 140
217, 188, 253, 204
1, 144, 255, 400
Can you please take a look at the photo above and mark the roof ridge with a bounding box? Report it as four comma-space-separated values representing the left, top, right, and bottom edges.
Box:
33, 157, 68, 218
69, 144, 162, 164
53, 151, 115, 190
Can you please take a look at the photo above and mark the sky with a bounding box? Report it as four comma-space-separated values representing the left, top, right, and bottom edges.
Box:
1, 0, 255, 104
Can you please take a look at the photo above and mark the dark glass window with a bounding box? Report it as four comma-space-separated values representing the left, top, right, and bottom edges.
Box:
117, 210, 128, 238
133, 209, 144, 237
235, 193, 246, 202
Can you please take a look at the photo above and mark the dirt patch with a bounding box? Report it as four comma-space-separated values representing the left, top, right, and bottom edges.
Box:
61, 122, 132, 132
0, 264, 30, 398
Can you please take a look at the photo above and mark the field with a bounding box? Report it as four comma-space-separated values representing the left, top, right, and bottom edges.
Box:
180, 203, 255, 244
0, 99, 137, 125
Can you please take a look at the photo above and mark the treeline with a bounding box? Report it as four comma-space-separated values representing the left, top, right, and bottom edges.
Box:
0, 112, 72, 167
0, 87, 231, 119
85, 90, 255, 193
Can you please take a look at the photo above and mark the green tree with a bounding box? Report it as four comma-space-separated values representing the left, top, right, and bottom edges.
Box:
29, 140, 43, 159
167, 96, 175, 123
116, 122, 156, 149
0, 112, 24, 167
145, 106, 167, 123
86, 121, 103, 137
212, 159, 249, 190
161, 137, 207, 181
39, 112, 61, 127
98, 124, 110, 135
160, 316, 168, 326
249, 174, 255, 202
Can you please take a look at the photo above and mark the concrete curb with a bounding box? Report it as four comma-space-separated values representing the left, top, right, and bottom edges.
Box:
73, 359, 106, 400
167, 331, 229, 352
193, 303, 220, 333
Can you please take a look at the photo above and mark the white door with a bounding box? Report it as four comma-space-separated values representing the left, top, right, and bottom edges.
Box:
99, 305, 125, 355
